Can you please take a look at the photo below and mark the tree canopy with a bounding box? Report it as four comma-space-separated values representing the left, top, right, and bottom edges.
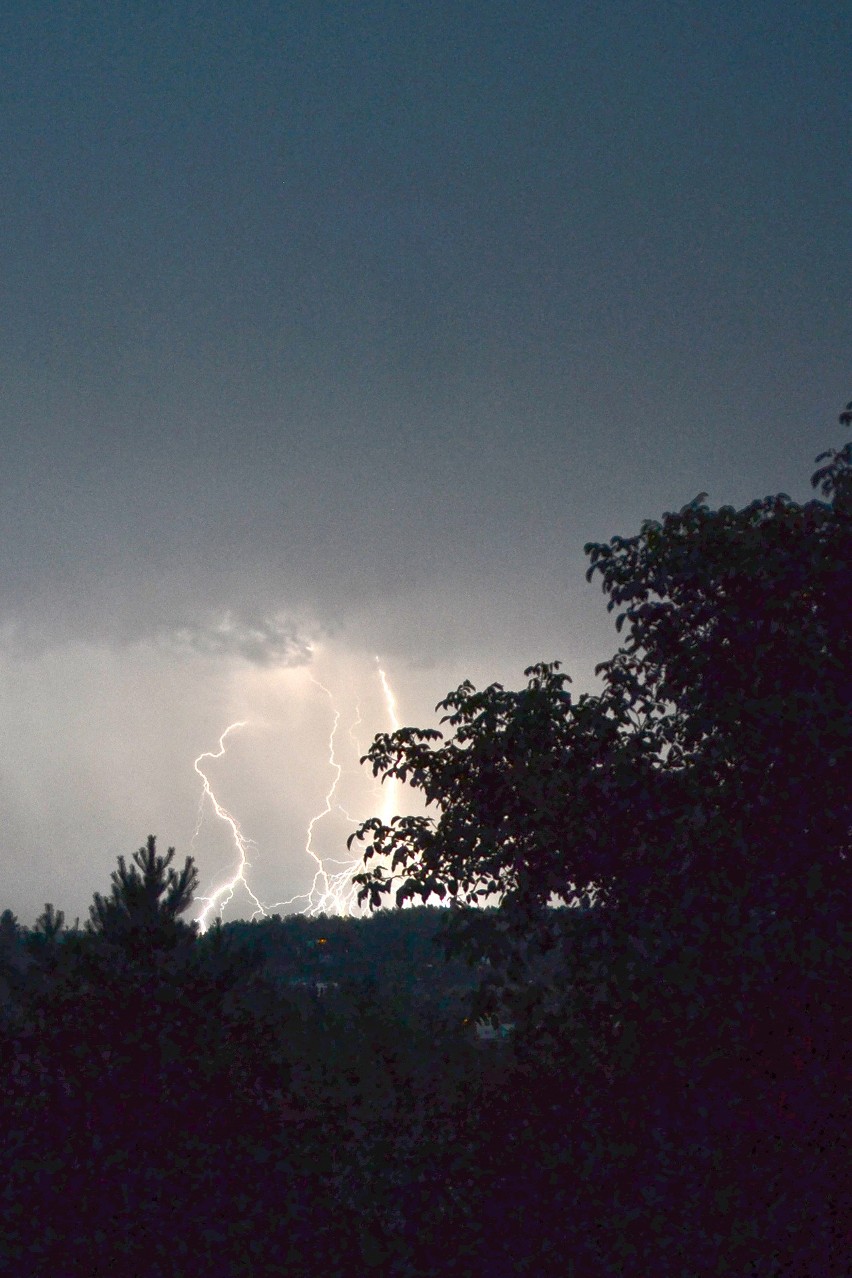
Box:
351, 406, 851, 928
345, 404, 851, 1273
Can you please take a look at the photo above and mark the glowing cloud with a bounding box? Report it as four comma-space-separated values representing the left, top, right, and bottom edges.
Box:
169, 611, 313, 667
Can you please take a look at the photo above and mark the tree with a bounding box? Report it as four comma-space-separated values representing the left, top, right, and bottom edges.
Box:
0, 908, 20, 948
33, 902, 65, 942
0, 841, 315, 1275
87, 834, 199, 954
351, 404, 851, 925
348, 405, 851, 1270
22, 903, 68, 976
0, 907, 32, 1012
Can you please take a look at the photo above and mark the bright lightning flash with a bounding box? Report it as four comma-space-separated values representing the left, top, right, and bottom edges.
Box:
268, 676, 363, 917
192, 722, 267, 932
192, 661, 402, 930
376, 658, 400, 827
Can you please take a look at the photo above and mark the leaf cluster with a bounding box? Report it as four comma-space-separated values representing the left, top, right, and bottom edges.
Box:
352, 406, 851, 931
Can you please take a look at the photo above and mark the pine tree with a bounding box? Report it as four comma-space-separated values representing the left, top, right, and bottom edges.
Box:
87, 835, 199, 953
33, 902, 65, 941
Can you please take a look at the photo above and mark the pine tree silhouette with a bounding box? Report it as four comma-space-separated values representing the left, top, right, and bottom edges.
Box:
33, 902, 65, 941
87, 835, 199, 953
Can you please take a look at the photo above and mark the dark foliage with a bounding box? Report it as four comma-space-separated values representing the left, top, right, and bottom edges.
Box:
347, 402, 851, 1274
1, 406, 849, 1274
87, 835, 199, 955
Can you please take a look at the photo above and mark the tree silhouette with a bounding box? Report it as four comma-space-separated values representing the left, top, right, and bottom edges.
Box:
0, 907, 19, 944
33, 902, 65, 941
0, 907, 32, 1010
352, 402, 851, 927
348, 403, 851, 1273
87, 835, 199, 953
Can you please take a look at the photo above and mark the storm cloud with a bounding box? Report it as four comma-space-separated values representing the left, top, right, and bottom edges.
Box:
0, 0, 848, 921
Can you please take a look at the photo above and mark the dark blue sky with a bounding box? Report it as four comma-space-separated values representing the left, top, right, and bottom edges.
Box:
0, 1, 848, 918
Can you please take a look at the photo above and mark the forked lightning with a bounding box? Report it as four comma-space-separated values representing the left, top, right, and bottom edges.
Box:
192, 662, 401, 929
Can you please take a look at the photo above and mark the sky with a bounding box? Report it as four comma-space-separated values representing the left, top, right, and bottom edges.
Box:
1, 0, 849, 925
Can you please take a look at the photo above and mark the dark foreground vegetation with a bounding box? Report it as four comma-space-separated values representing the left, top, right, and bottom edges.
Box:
1, 408, 849, 1276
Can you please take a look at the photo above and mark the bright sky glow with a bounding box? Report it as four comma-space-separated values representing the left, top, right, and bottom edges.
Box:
190, 658, 405, 928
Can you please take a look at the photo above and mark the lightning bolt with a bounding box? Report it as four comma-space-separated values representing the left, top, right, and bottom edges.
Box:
268, 676, 362, 917
347, 700, 364, 758
376, 657, 400, 827
192, 659, 403, 929
192, 722, 267, 931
